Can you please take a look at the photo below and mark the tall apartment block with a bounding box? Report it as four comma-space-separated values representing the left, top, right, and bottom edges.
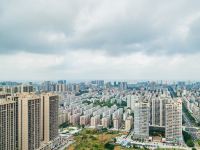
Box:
58, 109, 68, 126
125, 116, 133, 131
150, 96, 171, 127
0, 99, 16, 150
127, 94, 138, 111
165, 99, 183, 145
41, 93, 59, 143
102, 117, 110, 128
4, 92, 59, 150
134, 102, 149, 139
80, 115, 90, 126
69, 113, 81, 125
17, 93, 41, 150
91, 115, 100, 128
113, 116, 122, 130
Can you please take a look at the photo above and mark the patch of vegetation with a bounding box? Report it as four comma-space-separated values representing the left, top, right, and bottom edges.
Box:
68, 129, 120, 150
94, 100, 114, 108
130, 112, 134, 118
109, 118, 114, 128
182, 116, 185, 124
197, 139, 200, 146
59, 122, 69, 128
104, 142, 115, 150
102, 128, 108, 132
149, 126, 165, 137
82, 100, 92, 105
182, 131, 194, 147
116, 100, 127, 108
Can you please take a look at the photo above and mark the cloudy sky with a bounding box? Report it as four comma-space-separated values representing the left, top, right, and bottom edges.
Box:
0, 0, 200, 81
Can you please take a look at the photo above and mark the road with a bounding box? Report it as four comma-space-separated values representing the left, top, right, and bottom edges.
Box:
183, 111, 193, 127
58, 141, 74, 150
129, 140, 191, 150
168, 86, 177, 98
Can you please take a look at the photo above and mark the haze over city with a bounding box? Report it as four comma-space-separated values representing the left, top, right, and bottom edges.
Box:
1, 0, 200, 80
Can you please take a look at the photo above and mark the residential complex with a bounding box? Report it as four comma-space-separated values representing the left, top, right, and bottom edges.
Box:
2, 80, 200, 149
0, 92, 59, 150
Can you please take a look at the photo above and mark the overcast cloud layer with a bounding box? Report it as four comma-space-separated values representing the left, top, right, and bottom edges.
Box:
0, 0, 200, 80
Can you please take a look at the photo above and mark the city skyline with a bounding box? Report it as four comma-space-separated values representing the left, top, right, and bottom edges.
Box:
1, 1, 200, 149
1, 0, 200, 80
0, 79, 199, 149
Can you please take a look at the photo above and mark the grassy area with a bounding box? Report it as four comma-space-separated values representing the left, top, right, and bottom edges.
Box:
67, 128, 186, 150
68, 129, 121, 150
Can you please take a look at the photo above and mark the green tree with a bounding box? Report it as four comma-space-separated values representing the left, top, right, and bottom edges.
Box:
104, 142, 114, 150
183, 131, 194, 147
186, 140, 194, 147
198, 140, 200, 146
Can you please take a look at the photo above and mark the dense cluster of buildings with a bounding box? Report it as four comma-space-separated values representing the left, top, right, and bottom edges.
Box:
56, 83, 183, 145
58, 93, 131, 131
129, 88, 183, 144
1, 80, 195, 150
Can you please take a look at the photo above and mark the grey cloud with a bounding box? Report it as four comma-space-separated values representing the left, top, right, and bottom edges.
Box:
1, 0, 200, 55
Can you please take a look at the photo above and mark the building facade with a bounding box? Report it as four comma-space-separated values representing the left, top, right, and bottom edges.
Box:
0, 100, 16, 150
165, 99, 183, 144
125, 116, 133, 131
41, 93, 59, 142
134, 102, 149, 139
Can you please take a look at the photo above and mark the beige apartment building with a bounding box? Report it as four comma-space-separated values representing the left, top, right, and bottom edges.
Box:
113, 116, 121, 130
125, 116, 133, 131
41, 93, 59, 143
58, 109, 68, 126
0, 99, 16, 150
165, 99, 183, 145
80, 115, 90, 126
17, 93, 41, 150
69, 113, 81, 125
101, 117, 110, 128
4, 92, 59, 150
91, 115, 100, 128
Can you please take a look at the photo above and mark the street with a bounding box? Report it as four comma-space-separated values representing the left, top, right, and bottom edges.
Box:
183, 111, 193, 127
57, 141, 74, 150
